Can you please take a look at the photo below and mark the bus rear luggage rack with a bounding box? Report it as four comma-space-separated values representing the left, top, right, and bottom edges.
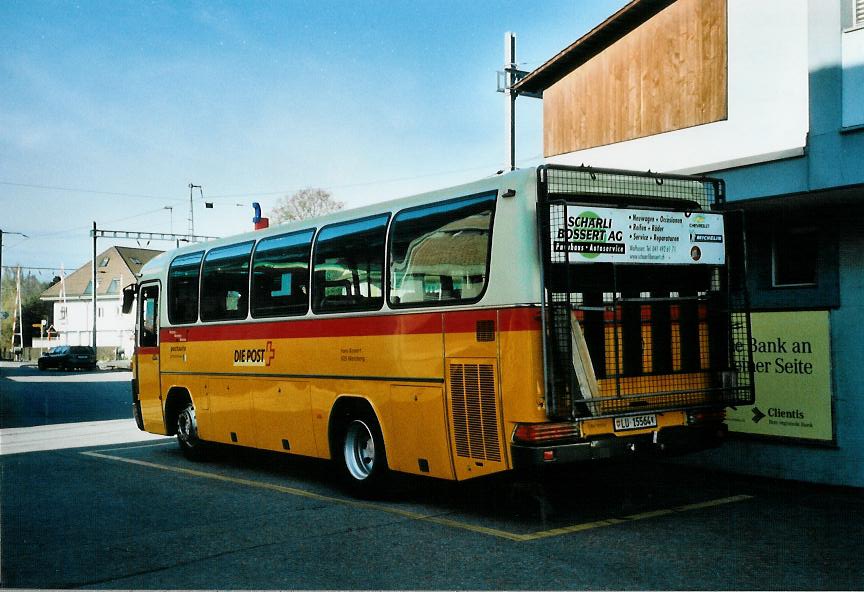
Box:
536, 165, 754, 421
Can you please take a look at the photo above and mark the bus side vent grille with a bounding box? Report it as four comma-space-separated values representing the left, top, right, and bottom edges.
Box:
476, 320, 495, 342
450, 363, 501, 461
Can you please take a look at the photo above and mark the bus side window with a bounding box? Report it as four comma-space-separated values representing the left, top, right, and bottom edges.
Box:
312, 214, 389, 314
167, 251, 203, 325
251, 229, 314, 318
389, 191, 497, 308
200, 241, 254, 322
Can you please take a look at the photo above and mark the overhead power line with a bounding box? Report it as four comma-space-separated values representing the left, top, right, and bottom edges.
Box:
12, 207, 173, 241
205, 160, 543, 200
0, 156, 544, 207
1, 265, 65, 273
0, 181, 184, 202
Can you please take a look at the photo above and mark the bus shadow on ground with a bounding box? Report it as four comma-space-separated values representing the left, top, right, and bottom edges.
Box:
146, 441, 743, 533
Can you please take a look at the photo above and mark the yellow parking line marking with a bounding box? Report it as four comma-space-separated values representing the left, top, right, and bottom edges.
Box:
522, 494, 753, 541
80, 450, 752, 542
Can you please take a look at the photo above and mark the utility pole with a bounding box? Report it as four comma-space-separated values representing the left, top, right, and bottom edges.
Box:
0, 229, 29, 356
497, 32, 541, 172
92, 221, 97, 350
164, 205, 173, 233
10, 266, 23, 356
188, 183, 202, 237
505, 32, 517, 172
164, 205, 177, 247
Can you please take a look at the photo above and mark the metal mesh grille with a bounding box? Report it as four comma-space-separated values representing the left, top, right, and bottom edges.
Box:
538, 165, 753, 420
544, 165, 722, 210
449, 363, 501, 461
475, 320, 496, 342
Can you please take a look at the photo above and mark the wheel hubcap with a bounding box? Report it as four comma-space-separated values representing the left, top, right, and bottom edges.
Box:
178, 407, 197, 445
344, 420, 375, 480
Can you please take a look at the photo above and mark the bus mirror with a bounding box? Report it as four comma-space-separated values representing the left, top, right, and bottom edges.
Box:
122, 284, 137, 315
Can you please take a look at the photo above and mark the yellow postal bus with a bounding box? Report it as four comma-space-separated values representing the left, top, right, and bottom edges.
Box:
127, 165, 754, 493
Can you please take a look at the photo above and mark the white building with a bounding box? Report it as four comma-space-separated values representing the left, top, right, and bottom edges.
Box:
39, 246, 161, 357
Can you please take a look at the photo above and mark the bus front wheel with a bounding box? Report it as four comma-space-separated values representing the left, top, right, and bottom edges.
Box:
340, 414, 388, 494
176, 403, 209, 461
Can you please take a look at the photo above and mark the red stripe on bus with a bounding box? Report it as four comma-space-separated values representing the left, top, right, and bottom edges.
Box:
498, 307, 542, 331
159, 307, 541, 343
443, 310, 497, 333
136, 347, 159, 356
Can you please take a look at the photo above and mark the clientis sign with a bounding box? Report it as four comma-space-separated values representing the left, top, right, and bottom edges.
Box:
552, 206, 725, 265
726, 310, 834, 442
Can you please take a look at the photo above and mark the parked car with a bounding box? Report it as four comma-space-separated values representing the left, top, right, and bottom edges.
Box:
37, 346, 98, 371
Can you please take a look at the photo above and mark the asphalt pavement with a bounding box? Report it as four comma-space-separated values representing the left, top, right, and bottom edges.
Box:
2, 362, 863, 589
0, 361, 133, 428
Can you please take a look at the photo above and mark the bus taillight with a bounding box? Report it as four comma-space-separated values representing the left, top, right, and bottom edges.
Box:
513, 422, 581, 444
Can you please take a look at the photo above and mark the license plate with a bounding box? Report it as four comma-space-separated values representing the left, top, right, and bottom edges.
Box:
614, 414, 657, 432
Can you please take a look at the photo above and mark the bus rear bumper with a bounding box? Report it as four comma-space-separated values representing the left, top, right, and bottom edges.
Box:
511, 423, 727, 468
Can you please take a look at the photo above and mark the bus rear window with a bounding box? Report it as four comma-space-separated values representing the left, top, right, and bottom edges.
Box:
389, 191, 496, 307
312, 214, 389, 314
251, 229, 314, 318
200, 242, 254, 322
167, 251, 203, 324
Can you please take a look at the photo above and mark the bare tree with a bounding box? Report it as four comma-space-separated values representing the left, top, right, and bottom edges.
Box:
270, 188, 344, 223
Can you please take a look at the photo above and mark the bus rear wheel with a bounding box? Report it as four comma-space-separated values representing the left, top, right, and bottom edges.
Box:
176, 403, 209, 461
340, 413, 388, 495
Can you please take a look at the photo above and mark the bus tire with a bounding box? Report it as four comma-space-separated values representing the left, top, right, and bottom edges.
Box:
176, 402, 209, 461
339, 412, 388, 495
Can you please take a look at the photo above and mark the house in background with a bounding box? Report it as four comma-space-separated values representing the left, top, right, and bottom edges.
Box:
39, 246, 161, 357
514, 0, 864, 486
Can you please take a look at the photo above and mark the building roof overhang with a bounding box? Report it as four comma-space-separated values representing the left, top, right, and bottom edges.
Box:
721, 183, 864, 213
513, 0, 676, 95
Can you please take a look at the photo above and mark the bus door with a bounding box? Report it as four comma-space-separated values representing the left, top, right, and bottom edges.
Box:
136, 283, 166, 433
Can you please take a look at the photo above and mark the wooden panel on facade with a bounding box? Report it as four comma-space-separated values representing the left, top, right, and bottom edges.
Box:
544, 0, 727, 157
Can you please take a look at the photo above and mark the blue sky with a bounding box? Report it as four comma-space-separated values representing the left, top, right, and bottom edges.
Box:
1, 0, 626, 275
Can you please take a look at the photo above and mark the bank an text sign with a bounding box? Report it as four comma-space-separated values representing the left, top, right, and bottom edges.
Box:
727, 310, 833, 441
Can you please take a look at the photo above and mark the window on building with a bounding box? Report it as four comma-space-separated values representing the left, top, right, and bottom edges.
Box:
106, 278, 120, 294
129, 256, 142, 265
772, 227, 818, 287
99, 257, 110, 268
251, 229, 314, 318
167, 251, 203, 324
312, 214, 389, 314
389, 191, 497, 307
83, 280, 93, 295
200, 241, 254, 322
97, 306, 104, 318
59, 306, 67, 321
856, 0, 864, 26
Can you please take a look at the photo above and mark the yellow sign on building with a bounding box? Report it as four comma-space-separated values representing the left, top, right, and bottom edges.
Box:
726, 310, 833, 441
